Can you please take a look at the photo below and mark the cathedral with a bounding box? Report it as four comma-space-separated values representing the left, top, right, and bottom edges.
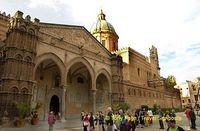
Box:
0, 10, 181, 120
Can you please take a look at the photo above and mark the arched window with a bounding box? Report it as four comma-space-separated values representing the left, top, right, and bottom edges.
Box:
21, 88, 29, 102
15, 54, 23, 60
11, 87, 19, 101
24, 56, 32, 62
128, 88, 131, 95
133, 89, 136, 96
137, 68, 140, 76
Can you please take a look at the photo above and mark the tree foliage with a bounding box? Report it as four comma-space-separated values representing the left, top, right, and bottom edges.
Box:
112, 102, 130, 112
165, 75, 177, 88
196, 77, 200, 82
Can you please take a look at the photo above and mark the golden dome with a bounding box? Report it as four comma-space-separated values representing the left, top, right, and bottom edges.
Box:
91, 10, 117, 35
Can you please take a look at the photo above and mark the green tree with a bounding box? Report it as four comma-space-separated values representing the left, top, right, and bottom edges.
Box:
112, 102, 130, 112
165, 75, 177, 88
196, 76, 200, 82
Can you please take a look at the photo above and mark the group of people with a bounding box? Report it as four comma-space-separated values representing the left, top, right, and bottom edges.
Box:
157, 108, 185, 131
81, 107, 157, 131
81, 107, 189, 131
47, 106, 197, 131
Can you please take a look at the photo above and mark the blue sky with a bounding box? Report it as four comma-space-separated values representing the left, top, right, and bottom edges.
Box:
1, 0, 200, 84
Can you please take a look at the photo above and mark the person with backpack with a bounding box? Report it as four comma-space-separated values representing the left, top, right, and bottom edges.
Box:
48, 111, 56, 131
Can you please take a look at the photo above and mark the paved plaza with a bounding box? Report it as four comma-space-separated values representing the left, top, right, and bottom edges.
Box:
0, 112, 199, 131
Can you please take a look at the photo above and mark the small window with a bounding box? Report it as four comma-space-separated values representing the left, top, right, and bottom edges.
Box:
192, 84, 196, 91
137, 68, 140, 76
133, 89, 136, 95
128, 88, 131, 95
102, 40, 105, 46
188, 99, 191, 103
182, 100, 185, 103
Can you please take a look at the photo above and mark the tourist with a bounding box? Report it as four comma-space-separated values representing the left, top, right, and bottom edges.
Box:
99, 111, 105, 131
164, 110, 171, 128
147, 109, 153, 124
189, 107, 197, 130
184, 106, 191, 127
89, 112, 95, 131
167, 119, 184, 131
83, 113, 89, 131
105, 107, 113, 131
48, 111, 56, 131
119, 109, 126, 131
139, 109, 145, 128
157, 108, 164, 129
81, 110, 85, 121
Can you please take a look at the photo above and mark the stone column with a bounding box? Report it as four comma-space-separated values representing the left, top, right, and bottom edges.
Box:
91, 90, 96, 113
61, 85, 67, 122
108, 92, 112, 106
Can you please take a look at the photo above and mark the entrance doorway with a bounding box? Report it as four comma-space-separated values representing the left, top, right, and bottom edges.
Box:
50, 95, 59, 115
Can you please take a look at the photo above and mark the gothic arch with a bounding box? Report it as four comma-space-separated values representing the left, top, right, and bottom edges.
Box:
28, 28, 35, 35
24, 56, 32, 62
15, 54, 23, 60
34, 53, 65, 83
19, 25, 26, 32
65, 57, 95, 85
95, 68, 112, 92
21, 87, 29, 93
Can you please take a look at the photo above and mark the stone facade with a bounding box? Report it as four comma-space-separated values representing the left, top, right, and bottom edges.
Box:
0, 10, 181, 120
186, 80, 200, 109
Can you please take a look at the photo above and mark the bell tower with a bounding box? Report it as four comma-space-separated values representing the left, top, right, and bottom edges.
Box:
149, 45, 160, 78
0, 11, 40, 116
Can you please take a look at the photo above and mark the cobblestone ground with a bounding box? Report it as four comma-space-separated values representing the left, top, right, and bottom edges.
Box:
0, 112, 199, 131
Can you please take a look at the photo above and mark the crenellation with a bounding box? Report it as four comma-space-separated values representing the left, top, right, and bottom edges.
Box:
8, 10, 40, 34
25, 15, 31, 22
33, 18, 40, 25
13, 10, 23, 19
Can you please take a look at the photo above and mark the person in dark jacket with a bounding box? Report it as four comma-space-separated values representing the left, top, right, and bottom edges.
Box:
89, 112, 95, 131
189, 107, 196, 130
99, 111, 105, 131
157, 108, 164, 129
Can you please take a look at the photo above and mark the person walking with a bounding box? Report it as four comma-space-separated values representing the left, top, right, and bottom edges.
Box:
99, 111, 105, 131
105, 107, 113, 131
83, 113, 89, 131
184, 106, 191, 127
189, 107, 197, 130
89, 112, 95, 131
48, 111, 56, 131
119, 109, 126, 131
157, 108, 164, 129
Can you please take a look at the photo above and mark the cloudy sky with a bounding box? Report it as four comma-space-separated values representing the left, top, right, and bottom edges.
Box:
1, 0, 200, 84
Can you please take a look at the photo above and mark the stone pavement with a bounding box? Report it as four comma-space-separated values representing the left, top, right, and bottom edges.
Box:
0, 112, 199, 131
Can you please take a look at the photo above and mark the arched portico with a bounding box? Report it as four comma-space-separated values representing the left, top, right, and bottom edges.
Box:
95, 69, 112, 111
33, 53, 66, 120
65, 57, 95, 118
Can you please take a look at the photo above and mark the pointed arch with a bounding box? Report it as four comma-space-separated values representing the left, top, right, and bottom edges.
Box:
34, 53, 65, 83
65, 57, 95, 85
95, 68, 112, 92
